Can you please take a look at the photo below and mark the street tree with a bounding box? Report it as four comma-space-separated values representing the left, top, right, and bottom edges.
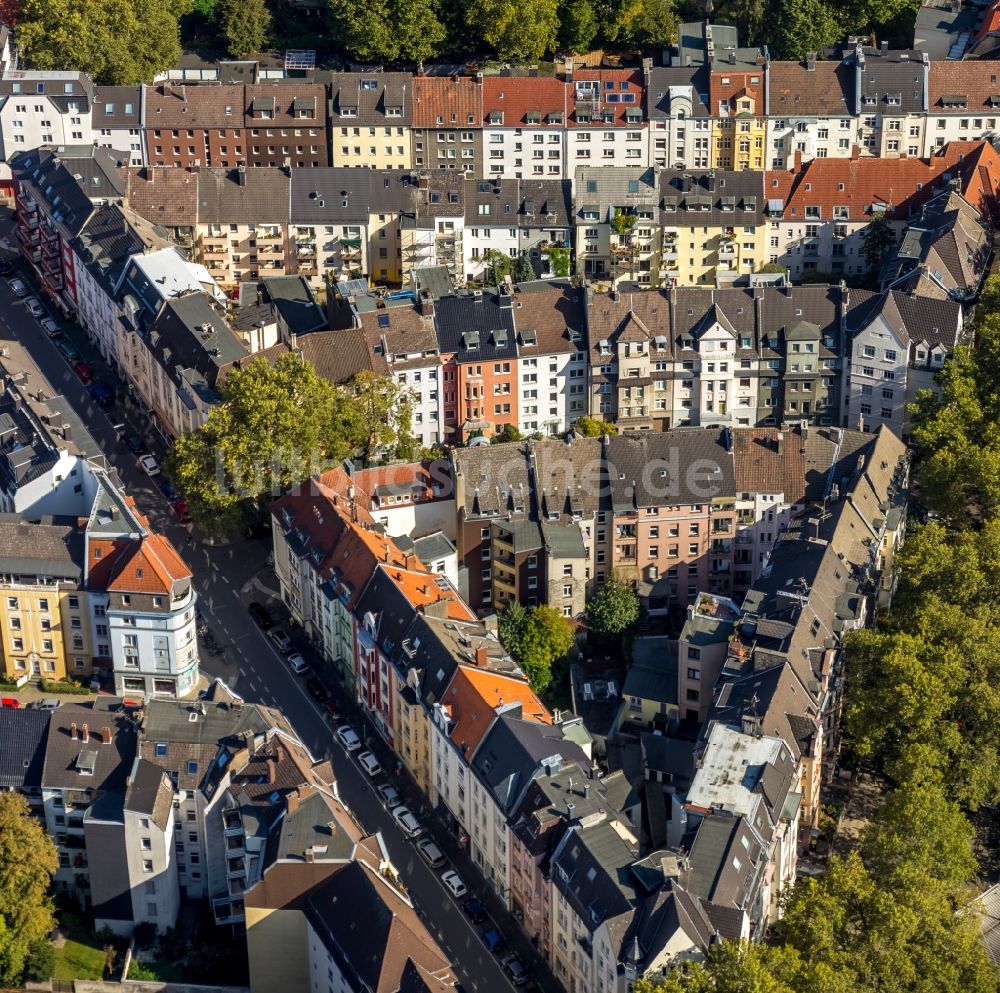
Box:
465, 0, 560, 60
0, 794, 57, 985
586, 574, 640, 639
517, 605, 574, 693
217, 0, 271, 59
17, 0, 190, 84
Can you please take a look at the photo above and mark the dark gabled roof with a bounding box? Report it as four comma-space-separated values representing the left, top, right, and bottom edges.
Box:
683, 814, 762, 918
329, 72, 412, 126
0, 516, 83, 578
289, 167, 371, 224
92, 85, 141, 128
847, 45, 928, 115
512, 280, 586, 357
767, 60, 853, 117
845, 288, 962, 348
42, 703, 136, 792
645, 66, 711, 119
660, 169, 765, 226
434, 289, 518, 361
197, 166, 291, 226
0, 708, 51, 790
262, 275, 327, 336
605, 429, 735, 511
624, 637, 678, 706
124, 757, 173, 831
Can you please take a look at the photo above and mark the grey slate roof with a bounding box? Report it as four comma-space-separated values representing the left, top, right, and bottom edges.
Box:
197, 166, 291, 225
604, 429, 735, 511
124, 756, 173, 830
328, 72, 412, 126
624, 636, 678, 706
645, 67, 711, 119
0, 708, 51, 790
575, 166, 660, 218
660, 169, 764, 227
262, 275, 327, 336
847, 45, 929, 115
682, 814, 763, 927
92, 86, 141, 129
434, 288, 518, 361
42, 703, 136, 792
0, 516, 83, 578
289, 167, 371, 224
846, 287, 963, 348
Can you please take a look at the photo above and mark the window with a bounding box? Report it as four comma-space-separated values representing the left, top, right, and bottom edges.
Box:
142, 860, 153, 873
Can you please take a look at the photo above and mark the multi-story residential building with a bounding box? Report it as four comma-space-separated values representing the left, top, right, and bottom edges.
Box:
482, 74, 569, 181
349, 461, 457, 543
514, 279, 588, 434
675, 592, 740, 721
143, 82, 246, 169
195, 164, 292, 287
244, 83, 328, 167
604, 430, 737, 605
11, 145, 125, 314
288, 167, 370, 287
708, 47, 768, 172
92, 85, 144, 166
134, 290, 249, 438
122, 164, 198, 250
846, 42, 929, 158
645, 63, 713, 171
399, 171, 466, 286
329, 72, 412, 169
0, 71, 97, 190
435, 285, 519, 441
766, 57, 857, 169
660, 168, 767, 285
515, 179, 575, 277
575, 165, 661, 286
411, 74, 483, 173
845, 289, 962, 438
564, 67, 648, 175
0, 706, 51, 815
925, 60, 1000, 153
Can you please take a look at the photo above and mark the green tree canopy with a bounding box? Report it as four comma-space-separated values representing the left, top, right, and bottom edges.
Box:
217, 0, 271, 59
17, 0, 190, 84
770, 0, 844, 61
517, 604, 574, 692
465, 0, 560, 60
862, 211, 896, 277
0, 794, 57, 985
586, 574, 640, 639
328, 0, 446, 66
343, 369, 416, 464
497, 600, 528, 658
558, 0, 599, 52
573, 415, 617, 437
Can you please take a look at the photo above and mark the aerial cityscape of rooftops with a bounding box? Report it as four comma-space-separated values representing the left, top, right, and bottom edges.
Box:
0, 1, 998, 992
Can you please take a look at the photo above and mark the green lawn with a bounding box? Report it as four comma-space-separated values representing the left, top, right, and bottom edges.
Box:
52, 931, 105, 981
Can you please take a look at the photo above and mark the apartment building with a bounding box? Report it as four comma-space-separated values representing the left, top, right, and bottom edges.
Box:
482, 74, 569, 180
399, 171, 467, 286
11, 145, 125, 313
289, 167, 370, 287
244, 83, 328, 167
845, 289, 962, 437
0, 71, 97, 190
143, 83, 246, 168
92, 85, 144, 166
766, 58, 857, 169
349, 461, 456, 542
645, 64, 713, 170
708, 49, 768, 172
575, 165, 661, 286
122, 165, 198, 250
412, 74, 484, 173
329, 72, 412, 169
564, 67, 648, 174
925, 61, 1000, 153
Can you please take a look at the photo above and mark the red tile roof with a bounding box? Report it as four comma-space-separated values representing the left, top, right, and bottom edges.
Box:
928, 61, 1000, 111
384, 565, 475, 622
569, 69, 645, 126
482, 76, 569, 127
709, 68, 766, 117
87, 533, 191, 595
412, 76, 484, 129
144, 83, 246, 129
350, 461, 446, 506
771, 141, 998, 222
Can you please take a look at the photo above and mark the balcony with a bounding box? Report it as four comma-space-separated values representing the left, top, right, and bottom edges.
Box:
718, 240, 736, 257
16, 192, 37, 214
16, 225, 39, 248
711, 539, 732, 554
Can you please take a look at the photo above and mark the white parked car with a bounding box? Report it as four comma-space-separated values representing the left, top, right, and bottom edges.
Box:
417, 838, 446, 869
441, 870, 467, 898
8, 277, 27, 297
24, 296, 45, 318
376, 783, 401, 808
336, 725, 362, 751
40, 317, 61, 337
287, 652, 308, 674
357, 750, 381, 777
391, 804, 422, 838
138, 453, 160, 477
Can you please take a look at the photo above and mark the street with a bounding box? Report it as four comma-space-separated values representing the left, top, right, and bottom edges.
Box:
0, 213, 549, 993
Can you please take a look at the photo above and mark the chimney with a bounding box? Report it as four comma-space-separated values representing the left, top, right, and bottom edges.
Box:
851, 144, 861, 161
267, 757, 277, 784
583, 783, 591, 799
880, 40, 888, 55
101, 726, 112, 744
805, 52, 816, 71
287, 788, 301, 815
728, 49, 736, 64
384, 543, 391, 563
776, 430, 784, 455
81, 723, 89, 743
237, 162, 247, 186
70, 722, 78, 740
304, 848, 315, 863
567, 801, 576, 820
475, 643, 489, 668
403, 552, 418, 571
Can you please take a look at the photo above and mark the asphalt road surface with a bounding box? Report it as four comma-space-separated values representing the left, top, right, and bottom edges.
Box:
0, 215, 551, 993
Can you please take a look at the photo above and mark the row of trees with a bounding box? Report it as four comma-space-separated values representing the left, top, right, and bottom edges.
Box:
12, 0, 924, 83
167, 354, 416, 537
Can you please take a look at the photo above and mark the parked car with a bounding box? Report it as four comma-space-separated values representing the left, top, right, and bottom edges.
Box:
268, 628, 292, 653
336, 725, 362, 751
501, 956, 530, 987
24, 296, 45, 318
159, 480, 180, 502
138, 453, 160, 476
287, 652, 309, 674
40, 317, 61, 338
36, 698, 60, 710
357, 750, 381, 777
462, 898, 487, 924
323, 698, 341, 721
0, 259, 14, 276
56, 337, 80, 361
73, 361, 93, 384
441, 870, 467, 898
88, 382, 113, 405
390, 805, 422, 839
8, 277, 27, 297
172, 499, 191, 523
416, 838, 446, 869
248, 602, 273, 630
480, 927, 506, 953
123, 432, 144, 455
376, 783, 401, 808
304, 676, 329, 703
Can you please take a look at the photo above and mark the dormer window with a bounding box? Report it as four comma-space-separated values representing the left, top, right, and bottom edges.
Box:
360, 79, 377, 90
